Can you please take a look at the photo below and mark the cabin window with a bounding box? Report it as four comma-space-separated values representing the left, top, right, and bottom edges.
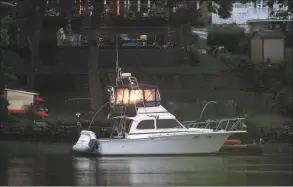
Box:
156, 119, 183, 129
116, 88, 130, 105
144, 89, 156, 101
130, 90, 143, 103
136, 120, 155, 129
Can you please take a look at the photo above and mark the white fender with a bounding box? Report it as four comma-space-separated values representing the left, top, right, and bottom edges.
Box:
72, 130, 97, 153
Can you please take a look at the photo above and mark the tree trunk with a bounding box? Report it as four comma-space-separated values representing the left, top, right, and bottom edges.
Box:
87, 0, 104, 111
26, 50, 37, 90
88, 30, 102, 110
24, 0, 45, 90
0, 50, 8, 122
26, 31, 40, 90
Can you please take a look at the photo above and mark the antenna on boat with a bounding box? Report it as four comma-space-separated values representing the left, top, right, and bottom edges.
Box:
115, 34, 121, 82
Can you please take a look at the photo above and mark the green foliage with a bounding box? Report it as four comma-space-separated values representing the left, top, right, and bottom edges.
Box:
213, 0, 234, 19
22, 104, 39, 120
167, 0, 233, 19
57, 28, 67, 45
213, 0, 292, 19
258, 67, 292, 116
198, 2, 212, 27
189, 45, 200, 66
246, 114, 292, 131
168, 0, 291, 21
1, 16, 15, 122
1, 16, 21, 87
219, 53, 254, 72
207, 24, 245, 53
285, 32, 292, 47
0, 97, 9, 122
184, 29, 201, 66
0, 16, 13, 46
218, 51, 292, 117
235, 33, 251, 54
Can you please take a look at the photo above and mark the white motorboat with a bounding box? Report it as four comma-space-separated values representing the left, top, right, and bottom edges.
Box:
72, 69, 247, 156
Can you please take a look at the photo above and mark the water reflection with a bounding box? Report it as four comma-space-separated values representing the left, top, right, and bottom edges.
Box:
72, 156, 292, 186
7, 158, 35, 186
0, 141, 292, 186
73, 157, 97, 186
95, 157, 242, 186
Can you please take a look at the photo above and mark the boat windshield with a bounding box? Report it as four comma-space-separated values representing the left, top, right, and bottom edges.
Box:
156, 119, 185, 129
114, 88, 161, 105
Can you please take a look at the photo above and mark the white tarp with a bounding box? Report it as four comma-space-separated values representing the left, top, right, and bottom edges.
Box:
5, 89, 38, 111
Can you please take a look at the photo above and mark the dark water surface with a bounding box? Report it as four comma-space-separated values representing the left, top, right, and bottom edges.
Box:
0, 141, 292, 186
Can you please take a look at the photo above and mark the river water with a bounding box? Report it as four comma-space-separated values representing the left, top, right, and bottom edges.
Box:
0, 141, 292, 186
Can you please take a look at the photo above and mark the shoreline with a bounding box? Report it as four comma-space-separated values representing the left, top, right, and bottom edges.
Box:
1, 122, 292, 144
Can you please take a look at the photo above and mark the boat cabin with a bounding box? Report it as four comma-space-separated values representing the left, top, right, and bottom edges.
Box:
110, 105, 188, 139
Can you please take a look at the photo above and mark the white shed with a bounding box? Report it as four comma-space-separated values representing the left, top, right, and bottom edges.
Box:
250, 30, 285, 64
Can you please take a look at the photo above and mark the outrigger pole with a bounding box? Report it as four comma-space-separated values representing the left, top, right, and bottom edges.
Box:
115, 34, 121, 82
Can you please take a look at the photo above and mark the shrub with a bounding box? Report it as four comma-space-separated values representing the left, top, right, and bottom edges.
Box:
189, 45, 200, 66
0, 98, 9, 122
285, 32, 292, 47
219, 53, 254, 72
207, 24, 245, 53
22, 104, 38, 120
235, 33, 251, 54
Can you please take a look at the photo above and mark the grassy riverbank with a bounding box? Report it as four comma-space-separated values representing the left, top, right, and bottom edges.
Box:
2, 89, 291, 143
39, 89, 291, 131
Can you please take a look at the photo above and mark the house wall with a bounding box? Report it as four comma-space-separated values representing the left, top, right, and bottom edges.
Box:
263, 39, 284, 63
250, 34, 263, 63
212, 3, 270, 25
212, 1, 288, 31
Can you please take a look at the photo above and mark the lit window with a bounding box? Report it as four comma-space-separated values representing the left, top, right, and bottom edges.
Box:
115, 88, 129, 104
130, 90, 143, 103
144, 89, 155, 101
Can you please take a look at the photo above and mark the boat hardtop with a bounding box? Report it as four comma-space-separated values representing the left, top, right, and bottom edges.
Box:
108, 83, 158, 89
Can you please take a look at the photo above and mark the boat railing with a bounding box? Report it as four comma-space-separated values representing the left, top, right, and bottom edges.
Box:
182, 117, 246, 131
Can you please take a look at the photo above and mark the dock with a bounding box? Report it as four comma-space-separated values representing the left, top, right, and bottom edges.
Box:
219, 144, 263, 156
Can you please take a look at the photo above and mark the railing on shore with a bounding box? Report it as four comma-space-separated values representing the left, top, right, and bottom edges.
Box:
182, 117, 246, 131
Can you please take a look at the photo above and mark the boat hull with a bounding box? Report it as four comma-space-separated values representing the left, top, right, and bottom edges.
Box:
73, 131, 231, 156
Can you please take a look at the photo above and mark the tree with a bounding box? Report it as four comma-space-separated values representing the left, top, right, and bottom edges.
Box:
262, 0, 292, 18
0, 16, 11, 46
87, 0, 105, 110
0, 17, 9, 122
57, 28, 66, 45
198, 2, 212, 27
213, 0, 235, 19
22, 0, 46, 90
214, 0, 292, 19
165, 0, 234, 20
0, 1, 16, 122
167, 0, 292, 19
